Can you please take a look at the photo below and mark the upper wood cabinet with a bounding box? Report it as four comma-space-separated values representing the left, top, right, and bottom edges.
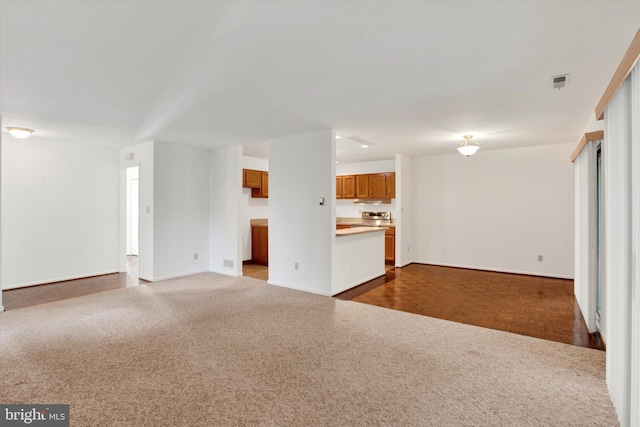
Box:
386, 172, 396, 198
243, 169, 262, 188
260, 172, 268, 198
369, 173, 387, 198
243, 169, 268, 198
348, 172, 395, 199
336, 175, 356, 199
355, 175, 369, 198
342, 176, 355, 199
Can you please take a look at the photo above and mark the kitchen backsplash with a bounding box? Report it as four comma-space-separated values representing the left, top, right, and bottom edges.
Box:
335, 199, 396, 219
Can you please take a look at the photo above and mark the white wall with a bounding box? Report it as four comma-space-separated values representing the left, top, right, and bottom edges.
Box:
209, 145, 242, 276
120, 142, 154, 280
413, 143, 574, 278
269, 129, 334, 295
573, 141, 599, 333
0, 117, 3, 310
336, 159, 396, 218
395, 154, 413, 267
241, 155, 268, 261
152, 141, 210, 281
2, 137, 120, 289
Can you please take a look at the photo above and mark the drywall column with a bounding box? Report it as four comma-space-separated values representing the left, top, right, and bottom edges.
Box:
0, 115, 3, 312
269, 129, 334, 296
209, 145, 242, 276
395, 154, 413, 267
629, 61, 640, 427
573, 141, 599, 333
153, 142, 210, 280
603, 66, 634, 427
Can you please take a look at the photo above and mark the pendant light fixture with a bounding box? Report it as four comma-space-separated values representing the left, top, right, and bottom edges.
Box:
457, 135, 480, 157
5, 127, 35, 139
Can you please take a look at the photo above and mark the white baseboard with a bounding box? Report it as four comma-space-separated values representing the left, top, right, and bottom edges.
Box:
331, 271, 385, 296
209, 268, 242, 277
267, 280, 331, 297
152, 269, 211, 282
2, 270, 119, 290
411, 260, 574, 280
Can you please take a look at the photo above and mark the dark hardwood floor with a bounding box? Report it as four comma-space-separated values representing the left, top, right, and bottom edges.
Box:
2, 256, 142, 311
336, 264, 605, 351
3, 260, 604, 351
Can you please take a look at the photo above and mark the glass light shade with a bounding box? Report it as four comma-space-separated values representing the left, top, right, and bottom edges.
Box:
6, 127, 34, 139
457, 145, 479, 157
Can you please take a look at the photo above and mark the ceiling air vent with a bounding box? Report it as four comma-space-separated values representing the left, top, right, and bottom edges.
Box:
551, 74, 569, 90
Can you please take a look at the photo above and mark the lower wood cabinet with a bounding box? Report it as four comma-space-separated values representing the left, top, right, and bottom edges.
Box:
251, 226, 268, 265
385, 228, 395, 264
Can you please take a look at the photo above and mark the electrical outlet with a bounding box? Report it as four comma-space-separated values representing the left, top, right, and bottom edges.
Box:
194, 253, 198, 260
295, 262, 299, 270
538, 255, 543, 262
223, 259, 234, 268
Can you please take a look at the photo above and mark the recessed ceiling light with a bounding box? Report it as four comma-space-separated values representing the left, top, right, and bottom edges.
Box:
335, 161, 339, 164
360, 144, 369, 149
336, 135, 342, 139
6, 127, 35, 139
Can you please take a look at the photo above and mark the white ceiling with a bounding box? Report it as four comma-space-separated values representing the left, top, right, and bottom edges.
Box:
1, 1, 638, 163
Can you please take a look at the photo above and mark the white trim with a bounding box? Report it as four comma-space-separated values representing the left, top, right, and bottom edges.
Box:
331, 273, 385, 296
2, 271, 119, 290
267, 280, 332, 297
411, 260, 574, 280
395, 260, 413, 268
208, 268, 242, 278
152, 269, 211, 282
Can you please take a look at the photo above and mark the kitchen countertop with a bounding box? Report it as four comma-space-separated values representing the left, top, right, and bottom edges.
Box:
336, 220, 395, 227
251, 218, 395, 228
336, 226, 387, 236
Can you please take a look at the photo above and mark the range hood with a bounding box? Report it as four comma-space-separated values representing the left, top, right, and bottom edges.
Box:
353, 198, 392, 205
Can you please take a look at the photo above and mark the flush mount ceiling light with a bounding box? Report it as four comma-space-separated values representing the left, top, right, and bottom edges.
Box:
6, 127, 35, 139
360, 144, 370, 149
457, 135, 481, 157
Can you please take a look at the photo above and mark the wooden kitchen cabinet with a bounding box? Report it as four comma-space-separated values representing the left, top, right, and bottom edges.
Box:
260, 172, 268, 198
336, 175, 356, 199
355, 175, 369, 198
385, 227, 395, 264
244, 169, 268, 198
369, 173, 387, 198
251, 226, 268, 265
243, 169, 261, 188
386, 172, 396, 198
338, 172, 394, 199
342, 175, 355, 198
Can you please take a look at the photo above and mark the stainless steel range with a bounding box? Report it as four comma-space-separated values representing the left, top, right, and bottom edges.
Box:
361, 211, 391, 226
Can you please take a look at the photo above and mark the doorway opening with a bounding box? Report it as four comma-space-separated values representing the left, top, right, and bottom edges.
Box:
126, 166, 140, 279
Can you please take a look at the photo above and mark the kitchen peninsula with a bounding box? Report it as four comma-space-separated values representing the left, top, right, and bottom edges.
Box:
332, 226, 386, 295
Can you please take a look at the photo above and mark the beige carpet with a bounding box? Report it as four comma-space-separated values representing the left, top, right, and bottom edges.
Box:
0, 273, 617, 426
